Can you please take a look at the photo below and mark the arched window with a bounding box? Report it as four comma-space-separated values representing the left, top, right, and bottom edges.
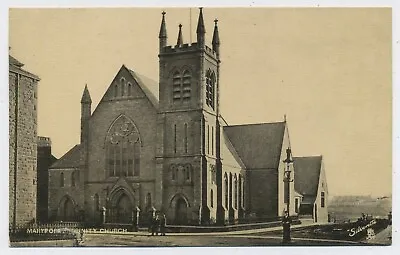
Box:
128, 82, 132, 96
172, 71, 181, 102
94, 194, 100, 211
174, 124, 177, 154
106, 115, 141, 177
210, 189, 214, 208
71, 172, 76, 187
172, 70, 191, 103
224, 173, 228, 208
171, 164, 177, 181
321, 192, 325, 208
114, 83, 118, 98
184, 123, 188, 154
60, 172, 64, 187
206, 70, 216, 109
185, 164, 191, 181
182, 70, 191, 102
120, 78, 126, 97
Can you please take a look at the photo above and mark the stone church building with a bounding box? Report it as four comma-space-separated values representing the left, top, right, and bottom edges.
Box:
48, 9, 301, 226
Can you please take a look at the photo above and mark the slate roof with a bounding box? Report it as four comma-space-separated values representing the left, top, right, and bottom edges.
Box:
50, 144, 83, 169
9, 55, 24, 67
9, 55, 40, 80
294, 156, 322, 199
127, 67, 159, 108
223, 122, 286, 169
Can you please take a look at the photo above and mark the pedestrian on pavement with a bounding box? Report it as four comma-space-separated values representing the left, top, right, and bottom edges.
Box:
160, 213, 166, 236
151, 213, 158, 236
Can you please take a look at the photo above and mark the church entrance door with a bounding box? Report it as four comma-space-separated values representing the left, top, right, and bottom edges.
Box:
115, 193, 132, 224
175, 197, 188, 225
59, 196, 75, 221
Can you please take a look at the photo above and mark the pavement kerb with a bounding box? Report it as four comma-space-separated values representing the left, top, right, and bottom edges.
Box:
85, 222, 323, 236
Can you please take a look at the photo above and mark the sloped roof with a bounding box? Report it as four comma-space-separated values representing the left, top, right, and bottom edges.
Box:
294, 156, 322, 198
9, 55, 24, 67
9, 55, 40, 80
223, 122, 286, 169
127, 67, 159, 108
50, 144, 83, 169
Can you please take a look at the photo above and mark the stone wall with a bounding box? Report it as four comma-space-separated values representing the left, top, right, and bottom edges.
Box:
9, 68, 38, 228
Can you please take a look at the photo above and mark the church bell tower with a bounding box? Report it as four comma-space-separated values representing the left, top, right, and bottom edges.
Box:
156, 8, 222, 225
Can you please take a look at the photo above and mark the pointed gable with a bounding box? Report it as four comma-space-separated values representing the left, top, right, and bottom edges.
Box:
223, 122, 286, 169
294, 156, 322, 199
98, 65, 159, 109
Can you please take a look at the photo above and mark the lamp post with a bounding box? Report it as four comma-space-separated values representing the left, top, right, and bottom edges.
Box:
282, 147, 294, 244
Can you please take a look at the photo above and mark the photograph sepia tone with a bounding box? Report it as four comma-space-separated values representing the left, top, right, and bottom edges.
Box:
8, 7, 392, 247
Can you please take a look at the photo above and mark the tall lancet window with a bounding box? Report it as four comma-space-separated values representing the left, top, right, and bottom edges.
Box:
127, 82, 132, 96
120, 78, 126, 97
106, 115, 141, 177
172, 70, 191, 103
206, 70, 216, 109
114, 83, 118, 98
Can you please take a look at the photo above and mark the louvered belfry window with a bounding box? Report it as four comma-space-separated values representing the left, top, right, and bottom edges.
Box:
172, 70, 191, 104
206, 70, 216, 109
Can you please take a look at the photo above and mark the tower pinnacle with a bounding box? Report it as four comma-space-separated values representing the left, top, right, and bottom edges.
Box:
212, 18, 220, 59
196, 7, 206, 48
81, 84, 92, 104
159, 11, 167, 52
177, 24, 183, 46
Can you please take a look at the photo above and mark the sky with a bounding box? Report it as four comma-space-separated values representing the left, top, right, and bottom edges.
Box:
8, 7, 392, 197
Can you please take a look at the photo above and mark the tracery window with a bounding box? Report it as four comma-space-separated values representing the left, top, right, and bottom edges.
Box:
206, 70, 216, 109
172, 70, 191, 103
106, 115, 141, 177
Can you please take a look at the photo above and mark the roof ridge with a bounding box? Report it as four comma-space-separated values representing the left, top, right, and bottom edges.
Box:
293, 155, 323, 159
225, 121, 285, 128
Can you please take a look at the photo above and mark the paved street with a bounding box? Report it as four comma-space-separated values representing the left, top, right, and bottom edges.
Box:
12, 222, 390, 247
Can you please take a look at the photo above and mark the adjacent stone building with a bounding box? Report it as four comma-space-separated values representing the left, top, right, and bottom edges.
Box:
294, 156, 329, 223
37, 136, 57, 223
48, 9, 324, 226
9, 55, 40, 229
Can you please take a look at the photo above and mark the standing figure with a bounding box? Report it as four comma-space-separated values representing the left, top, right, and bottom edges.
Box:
152, 213, 160, 236
160, 213, 166, 236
